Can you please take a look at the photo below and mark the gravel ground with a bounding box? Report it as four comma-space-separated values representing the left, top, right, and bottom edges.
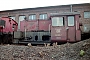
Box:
0, 39, 90, 60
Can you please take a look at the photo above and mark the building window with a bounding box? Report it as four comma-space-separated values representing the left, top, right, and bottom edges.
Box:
68, 16, 74, 26
9, 16, 15, 20
39, 13, 47, 19
29, 14, 36, 20
18, 15, 26, 29
52, 17, 64, 26
84, 11, 90, 18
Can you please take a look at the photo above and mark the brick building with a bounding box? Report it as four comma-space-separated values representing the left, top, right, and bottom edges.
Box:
0, 3, 90, 32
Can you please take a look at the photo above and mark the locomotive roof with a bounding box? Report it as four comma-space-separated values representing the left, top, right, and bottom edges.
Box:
50, 12, 80, 16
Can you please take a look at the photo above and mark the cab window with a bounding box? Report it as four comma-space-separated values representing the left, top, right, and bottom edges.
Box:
0, 20, 6, 27
52, 17, 64, 26
68, 16, 74, 26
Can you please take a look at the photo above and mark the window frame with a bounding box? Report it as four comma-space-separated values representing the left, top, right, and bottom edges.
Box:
0, 20, 6, 27
51, 17, 64, 26
39, 13, 47, 20
84, 11, 90, 18
8, 16, 15, 20
29, 14, 36, 20
67, 16, 75, 26
18, 15, 26, 29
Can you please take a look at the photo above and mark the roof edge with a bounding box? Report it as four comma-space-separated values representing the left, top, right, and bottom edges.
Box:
0, 3, 90, 12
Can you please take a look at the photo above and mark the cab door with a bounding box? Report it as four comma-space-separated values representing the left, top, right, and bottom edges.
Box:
67, 16, 76, 42
51, 16, 67, 42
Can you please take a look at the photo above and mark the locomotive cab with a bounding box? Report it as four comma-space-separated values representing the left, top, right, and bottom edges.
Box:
50, 12, 81, 43
0, 17, 18, 44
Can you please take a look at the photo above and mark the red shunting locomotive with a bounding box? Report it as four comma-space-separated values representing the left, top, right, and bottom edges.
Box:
15, 12, 82, 44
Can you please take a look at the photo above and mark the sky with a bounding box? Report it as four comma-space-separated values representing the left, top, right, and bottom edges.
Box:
0, 0, 90, 11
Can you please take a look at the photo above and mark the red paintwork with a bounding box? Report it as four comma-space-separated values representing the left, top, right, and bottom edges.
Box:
51, 14, 81, 42
20, 20, 37, 31
0, 17, 18, 33
38, 20, 51, 31
51, 27, 67, 42
75, 15, 81, 41
20, 20, 51, 31
20, 12, 81, 43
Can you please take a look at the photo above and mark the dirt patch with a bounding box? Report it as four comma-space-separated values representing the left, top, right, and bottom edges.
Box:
0, 39, 90, 60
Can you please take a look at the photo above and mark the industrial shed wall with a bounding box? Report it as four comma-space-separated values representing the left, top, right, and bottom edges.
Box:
0, 3, 90, 32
